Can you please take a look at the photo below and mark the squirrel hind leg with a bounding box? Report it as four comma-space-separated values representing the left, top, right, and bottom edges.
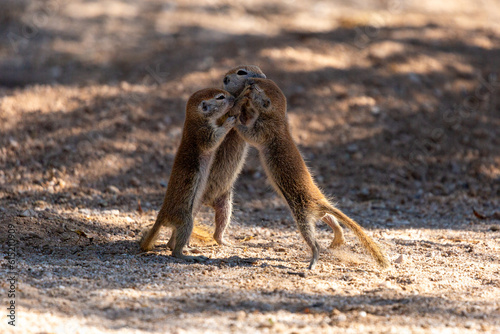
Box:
171, 218, 208, 262
296, 214, 321, 270
212, 191, 233, 246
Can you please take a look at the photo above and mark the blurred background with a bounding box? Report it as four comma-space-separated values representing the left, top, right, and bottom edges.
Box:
1, 0, 498, 214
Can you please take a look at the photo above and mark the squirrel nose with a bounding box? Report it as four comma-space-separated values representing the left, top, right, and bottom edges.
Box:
223, 77, 230, 85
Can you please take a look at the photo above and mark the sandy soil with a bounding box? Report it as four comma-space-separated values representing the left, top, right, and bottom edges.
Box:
1, 0, 499, 333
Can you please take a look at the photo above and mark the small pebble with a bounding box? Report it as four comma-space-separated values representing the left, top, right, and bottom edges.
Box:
352, 152, 363, 160
371, 106, 381, 115
163, 116, 172, 124
9, 138, 19, 148
464, 321, 474, 329
103, 209, 120, 215
107, 185, 120, 194
331, 309, 341, 315
130, 177, 141, 186
408, 72, 421, 84
287, 271, 307, 278
346, 143, 358, 153
79, 208, 91, 215
359, 311, 367, 318
378, 281, 392, 289
336, 314, 347, 322
20, 209, 37, 217
396, 219, 411, 226
395, 254, 405, 264
236, 310, 246, 321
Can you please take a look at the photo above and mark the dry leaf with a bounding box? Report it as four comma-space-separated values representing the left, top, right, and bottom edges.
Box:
473, 208, 487, 220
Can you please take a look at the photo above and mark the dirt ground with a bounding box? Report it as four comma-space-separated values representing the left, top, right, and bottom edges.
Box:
1, 0, 500, 333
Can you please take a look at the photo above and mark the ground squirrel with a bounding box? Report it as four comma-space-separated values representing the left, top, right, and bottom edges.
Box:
140, 88, 237, 261
167, 65, 266, 248
234, 78, 389, 269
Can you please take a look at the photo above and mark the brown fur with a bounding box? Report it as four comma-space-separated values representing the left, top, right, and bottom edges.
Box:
167, 65, 266, 248
234, 78, 389, 269
140, 88, 237, 262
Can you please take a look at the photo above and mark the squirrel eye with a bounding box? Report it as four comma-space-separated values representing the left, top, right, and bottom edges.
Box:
237, 70, 248, 75
216, 94, 225, 100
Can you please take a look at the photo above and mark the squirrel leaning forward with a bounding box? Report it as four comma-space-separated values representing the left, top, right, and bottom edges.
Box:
166, 65, 266, 249
140, 88, 237, 262
234, 78, 390, 270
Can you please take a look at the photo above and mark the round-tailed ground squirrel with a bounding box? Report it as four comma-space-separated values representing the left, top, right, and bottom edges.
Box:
234, 78, 389, 269
167, 65, 266, 248
140, 88, 238, 262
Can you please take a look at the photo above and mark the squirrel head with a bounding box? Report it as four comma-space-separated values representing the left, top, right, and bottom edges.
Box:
223, 65, 266, 96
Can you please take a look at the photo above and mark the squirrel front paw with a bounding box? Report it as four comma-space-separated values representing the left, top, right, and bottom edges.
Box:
222, 115, 237, 129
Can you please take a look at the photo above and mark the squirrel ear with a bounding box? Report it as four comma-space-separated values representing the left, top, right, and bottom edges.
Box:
262, 99, 271, 109
201, 101, 208, 112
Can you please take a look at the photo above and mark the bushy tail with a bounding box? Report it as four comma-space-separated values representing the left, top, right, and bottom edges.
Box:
321, 203, 389, 268
191, 224, 218, 247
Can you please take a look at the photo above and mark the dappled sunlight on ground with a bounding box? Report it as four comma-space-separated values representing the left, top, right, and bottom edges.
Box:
0, 0, 499, 333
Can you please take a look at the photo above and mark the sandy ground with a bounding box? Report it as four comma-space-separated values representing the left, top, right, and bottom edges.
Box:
1, 0, 500, 333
